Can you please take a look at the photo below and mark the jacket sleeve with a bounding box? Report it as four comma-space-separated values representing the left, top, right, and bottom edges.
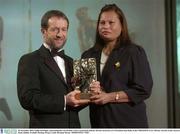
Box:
17, 55, 65, 114
124, 46, 153, 104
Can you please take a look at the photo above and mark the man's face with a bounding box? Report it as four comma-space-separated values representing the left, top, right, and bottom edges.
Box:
42, 16, 68, 50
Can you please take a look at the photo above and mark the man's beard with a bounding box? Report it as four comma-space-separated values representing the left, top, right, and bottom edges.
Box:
49, 39, 67, 50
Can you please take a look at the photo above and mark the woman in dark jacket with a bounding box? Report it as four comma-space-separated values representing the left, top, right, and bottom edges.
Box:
82, 4, 153, 128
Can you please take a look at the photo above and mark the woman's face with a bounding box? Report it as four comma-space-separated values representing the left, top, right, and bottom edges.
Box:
98, 11, 122, 43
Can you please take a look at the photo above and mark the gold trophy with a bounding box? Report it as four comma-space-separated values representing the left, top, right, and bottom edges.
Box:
72, 58, 97, 100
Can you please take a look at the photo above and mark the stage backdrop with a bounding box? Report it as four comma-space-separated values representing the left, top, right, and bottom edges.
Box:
0, 0, 167, 128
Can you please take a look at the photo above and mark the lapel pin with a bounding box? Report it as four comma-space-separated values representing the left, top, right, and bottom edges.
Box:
114, 61, 120, 69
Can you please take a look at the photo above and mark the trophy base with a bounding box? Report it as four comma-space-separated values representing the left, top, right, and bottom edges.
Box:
75, 93, 92, 100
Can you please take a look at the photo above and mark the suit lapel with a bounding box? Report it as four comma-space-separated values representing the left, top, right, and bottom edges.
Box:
101, 47, 125, 79
39, 45, 67, 86
44, 58, 67, 85
64, 56, 73, 91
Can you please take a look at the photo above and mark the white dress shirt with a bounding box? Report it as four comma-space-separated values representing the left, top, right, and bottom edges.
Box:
43, 43, 66, 82
100, 51, 108, 75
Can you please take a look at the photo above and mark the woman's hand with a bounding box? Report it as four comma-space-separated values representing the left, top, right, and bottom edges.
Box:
90, 92, 114, 105
89, 80, 101, 95
90, 91, 130, 105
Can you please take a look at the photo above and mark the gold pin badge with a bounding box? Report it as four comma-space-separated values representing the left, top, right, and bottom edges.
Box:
114, 61, 120, 69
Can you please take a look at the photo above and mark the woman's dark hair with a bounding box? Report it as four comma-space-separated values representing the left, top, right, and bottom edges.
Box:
94, 4, 131, 49
41, 10, 69, 29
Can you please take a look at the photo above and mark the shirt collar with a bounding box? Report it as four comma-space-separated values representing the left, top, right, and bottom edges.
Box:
43, 43, 63, 52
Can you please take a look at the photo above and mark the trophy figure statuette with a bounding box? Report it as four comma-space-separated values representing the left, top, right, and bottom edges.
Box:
72, 58, 97, 100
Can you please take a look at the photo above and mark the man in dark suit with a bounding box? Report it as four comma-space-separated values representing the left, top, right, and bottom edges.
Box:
17, 10, 89, 128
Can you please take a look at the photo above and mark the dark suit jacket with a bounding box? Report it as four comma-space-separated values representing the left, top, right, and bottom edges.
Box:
17, 45, 80, 128
82, 44, 153, 128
